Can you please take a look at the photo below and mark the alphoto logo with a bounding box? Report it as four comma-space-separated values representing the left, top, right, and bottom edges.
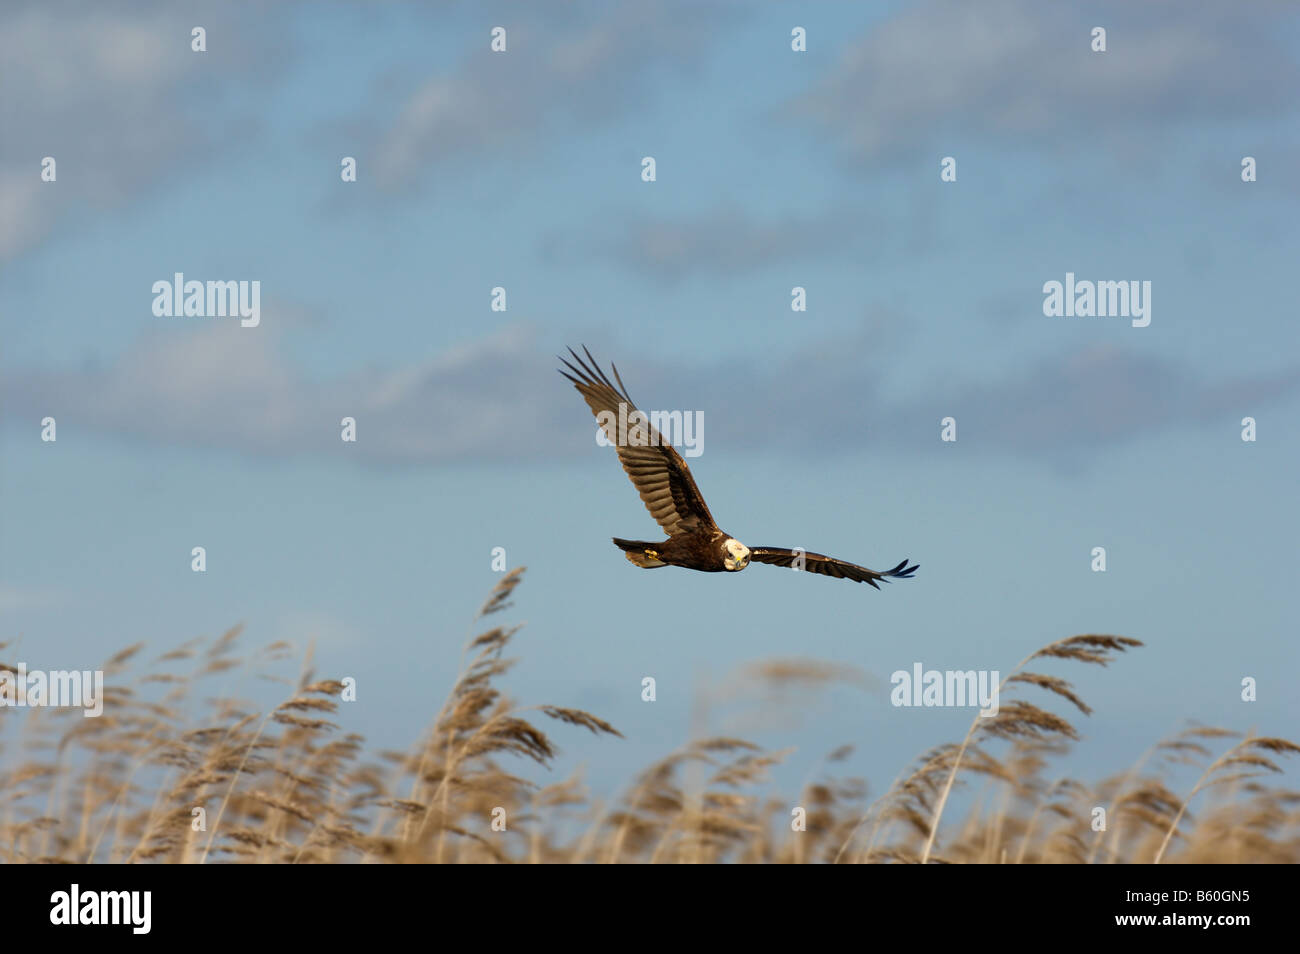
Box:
891, 663, 1000, 716
151, 272, 261, 327
0, 663, 104, 717
1042, 272, 1151, 327
50, 884, 151, 934
595, 402, 704, 458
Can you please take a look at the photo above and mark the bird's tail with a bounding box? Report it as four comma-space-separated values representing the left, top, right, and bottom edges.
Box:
883, 558, 920, 580
612, 537, 668, 569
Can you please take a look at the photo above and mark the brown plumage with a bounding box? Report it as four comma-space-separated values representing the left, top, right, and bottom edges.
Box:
558, 346, 918, 589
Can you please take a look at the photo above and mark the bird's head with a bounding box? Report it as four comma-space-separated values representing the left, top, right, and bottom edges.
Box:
723, 538, 751, 571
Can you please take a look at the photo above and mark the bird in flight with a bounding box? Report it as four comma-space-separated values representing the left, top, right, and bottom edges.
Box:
558, 346, 918, 589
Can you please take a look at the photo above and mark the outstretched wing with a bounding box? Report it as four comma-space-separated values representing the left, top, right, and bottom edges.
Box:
748, 548, 918, 590
558, 346, 717, 538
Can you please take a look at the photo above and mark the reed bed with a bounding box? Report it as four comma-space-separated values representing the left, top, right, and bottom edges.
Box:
2, 568, 1295, 863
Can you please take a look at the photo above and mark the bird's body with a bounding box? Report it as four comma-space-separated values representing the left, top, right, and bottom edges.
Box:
559, 346, 917, 590
612, 532, 748, 572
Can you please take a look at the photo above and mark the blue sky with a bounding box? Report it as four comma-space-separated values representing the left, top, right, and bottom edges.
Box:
3, 0, 1298, 805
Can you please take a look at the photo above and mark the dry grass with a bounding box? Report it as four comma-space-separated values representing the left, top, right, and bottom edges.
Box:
1, 568, 1295, 863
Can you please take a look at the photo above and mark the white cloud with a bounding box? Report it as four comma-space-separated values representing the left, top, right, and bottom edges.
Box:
3, 320, 569, 463
544, 204, 876, 280
8, 320, 1292, 469
0, 1, 284, 262
0, 583, 61, 612
792, 0, 1298, 164
367, 2, 732, 189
